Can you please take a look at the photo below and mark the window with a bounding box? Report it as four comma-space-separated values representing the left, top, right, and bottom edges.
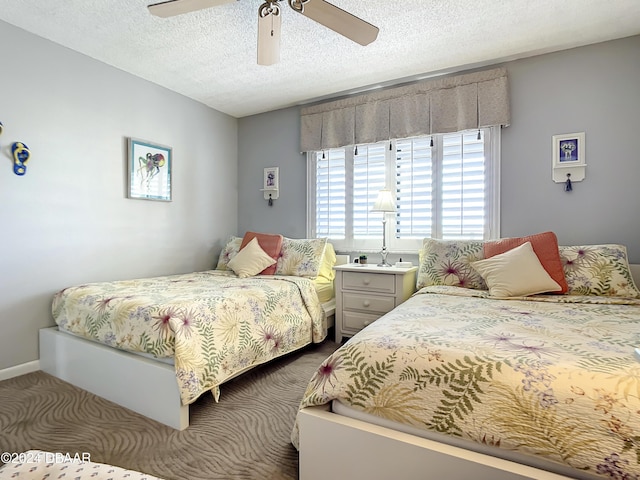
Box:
307, 127, 500, 253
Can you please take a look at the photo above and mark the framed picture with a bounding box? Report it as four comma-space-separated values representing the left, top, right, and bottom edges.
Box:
552, 132, 585, 167
264, 166, 279, 191
128, 138, 172, 201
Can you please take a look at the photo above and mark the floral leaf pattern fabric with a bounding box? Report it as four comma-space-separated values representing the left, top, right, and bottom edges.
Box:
52, 270, 324, 405
292, 286, 640, 478
275, 237, 328, 278
416, 238, 487, 290
215, 236, 242, 271
559, 244, 640, 298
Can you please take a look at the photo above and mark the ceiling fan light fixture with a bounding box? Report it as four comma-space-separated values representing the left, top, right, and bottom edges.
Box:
148, 0, 236, 18
289, 0, 379, 46
257, 1, 282, 65
148, 0, 379, 66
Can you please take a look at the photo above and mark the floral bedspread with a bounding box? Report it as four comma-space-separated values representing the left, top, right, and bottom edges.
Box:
52, 270, 325, 405
293, 286, 640, 478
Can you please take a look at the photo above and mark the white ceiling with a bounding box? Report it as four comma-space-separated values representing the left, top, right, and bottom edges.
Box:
1, 0, 639, 118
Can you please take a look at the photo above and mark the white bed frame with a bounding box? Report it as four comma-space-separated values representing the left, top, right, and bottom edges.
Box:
39, 255, 349, 430
297, 264, 640, 480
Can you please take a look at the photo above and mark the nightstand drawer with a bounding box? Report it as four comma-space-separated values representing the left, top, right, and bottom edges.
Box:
342, 272, 395, 293
343, 293, 395, 314
343, 311, 381, 331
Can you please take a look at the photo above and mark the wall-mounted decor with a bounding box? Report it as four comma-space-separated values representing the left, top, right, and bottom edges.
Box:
128, 138, 172, 201
552, 132, 586, 185
12, 142, 31, 176
260, 166, 279, 206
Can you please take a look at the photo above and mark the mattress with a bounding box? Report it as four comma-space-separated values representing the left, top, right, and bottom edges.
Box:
293, 285, 640, 478
53, 270, 325, 405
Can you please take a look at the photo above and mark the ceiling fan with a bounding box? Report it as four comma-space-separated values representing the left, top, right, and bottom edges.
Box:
147, 0, 379, 65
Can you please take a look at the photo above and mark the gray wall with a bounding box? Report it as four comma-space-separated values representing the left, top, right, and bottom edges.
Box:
238, 107, 307, 237
0, 21, 238, 370
238, 35, 640, 263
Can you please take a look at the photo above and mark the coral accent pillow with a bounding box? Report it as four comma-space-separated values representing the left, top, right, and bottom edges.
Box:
240, 231, 283, 275
471, 242, 562, 298
228, 237, 277, 278
484, 231, 568, 294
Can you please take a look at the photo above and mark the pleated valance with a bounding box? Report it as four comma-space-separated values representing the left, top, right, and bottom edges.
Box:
300, 67, 510, 152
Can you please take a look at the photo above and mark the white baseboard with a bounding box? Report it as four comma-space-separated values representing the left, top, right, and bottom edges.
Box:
0, 360, 40, 382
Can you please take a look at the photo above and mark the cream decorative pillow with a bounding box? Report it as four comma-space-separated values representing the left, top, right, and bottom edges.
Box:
471, 242, 562, 298
559, 244, 640, 298
227, 237, 277, 278
216, 236, 242, 271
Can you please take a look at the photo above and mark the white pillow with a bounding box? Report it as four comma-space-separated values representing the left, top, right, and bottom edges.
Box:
227, 237, 277, 278
470, 241, 562, 298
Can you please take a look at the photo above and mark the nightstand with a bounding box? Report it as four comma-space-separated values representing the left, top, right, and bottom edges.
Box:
334, 264, 418, 343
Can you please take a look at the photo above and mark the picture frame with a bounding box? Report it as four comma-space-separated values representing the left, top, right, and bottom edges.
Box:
552, 132, 585, 167
264, 166, 279, 191
128, 137, 172, 201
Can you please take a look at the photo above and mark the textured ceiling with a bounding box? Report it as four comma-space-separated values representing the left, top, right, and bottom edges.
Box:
1, 0, 639, 118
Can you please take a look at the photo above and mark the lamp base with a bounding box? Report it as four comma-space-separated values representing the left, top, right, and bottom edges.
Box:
378, 248, 392, 267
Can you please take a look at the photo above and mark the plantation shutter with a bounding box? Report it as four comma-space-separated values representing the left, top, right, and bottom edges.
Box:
441, 131, 486, 239
394, 138, 432, 239
315, 150, 346, 238
353, 144, 386, 239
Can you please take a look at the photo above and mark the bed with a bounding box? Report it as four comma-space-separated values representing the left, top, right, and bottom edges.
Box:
0, 450, 163, 480
293, 236, 640, 480
39, 233, 344, 430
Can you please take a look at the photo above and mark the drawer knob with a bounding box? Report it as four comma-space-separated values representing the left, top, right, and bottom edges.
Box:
363, 300, 371, 307
363, 278, 371, 285
363, 320, 371, 326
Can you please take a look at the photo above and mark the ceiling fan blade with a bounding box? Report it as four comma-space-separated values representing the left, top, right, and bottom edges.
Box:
292, 0, 379, 46
257, 4, 282, 66
148, 0, 236, 18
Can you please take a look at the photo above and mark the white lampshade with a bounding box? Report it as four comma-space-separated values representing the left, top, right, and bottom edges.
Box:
371, 189, 395, 212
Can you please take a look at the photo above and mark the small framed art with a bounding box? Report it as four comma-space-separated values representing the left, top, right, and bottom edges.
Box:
128, 138, 172, 201
261, 166, 279, 200
264, 166, 279, 190
552, 132, 585, 167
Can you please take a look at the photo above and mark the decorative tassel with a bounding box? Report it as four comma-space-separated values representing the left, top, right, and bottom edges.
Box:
430, 137, 433, 147
477, 129, 481, 140
268, 194, 273, 206
389, 140, 392, 151
354, 145, 358, 155
564, 173, 572, 192
322, 151, 325, 159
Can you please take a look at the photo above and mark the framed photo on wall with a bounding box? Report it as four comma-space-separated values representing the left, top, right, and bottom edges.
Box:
128, 138, 172, 201
552, 132, 585, 168
264, 166, 279, 191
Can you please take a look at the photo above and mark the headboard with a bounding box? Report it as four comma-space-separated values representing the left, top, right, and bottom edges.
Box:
335, 254, 350, 267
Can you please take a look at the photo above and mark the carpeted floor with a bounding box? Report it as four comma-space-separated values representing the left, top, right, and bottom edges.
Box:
0, 340, 339, 480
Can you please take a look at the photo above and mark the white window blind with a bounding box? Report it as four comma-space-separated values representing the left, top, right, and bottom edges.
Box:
315, 149, 346, 239
307, 127, 500, 253
353, 144, 386, 240
441, 131, 486, 240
